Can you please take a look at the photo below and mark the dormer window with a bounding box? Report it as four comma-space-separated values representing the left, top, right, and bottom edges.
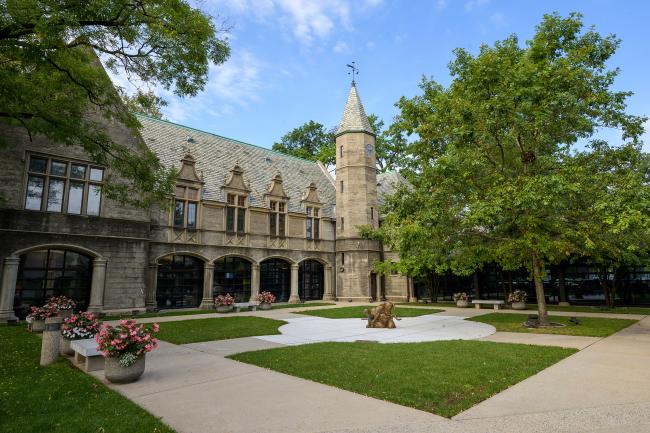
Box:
174, 185, 199, 229
226, 193, 247, 234
270, 200, 286, 238
306, 206, 320, 240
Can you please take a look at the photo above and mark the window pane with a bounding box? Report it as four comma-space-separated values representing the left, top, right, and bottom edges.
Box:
306, 218, 312, 240
67, 182, 84, 214
86, 184, 101, 216
306, 207, 312, 216
50, 161, 67, 176
226, 207, 235, 232
70, 164, 86, 179
48, 250, 65, 269
25, 176, 44, 210
270, 212, 276, 236
89, 167, 103, 181
237, 208, 246, 233
175, 186, 185, 197
46, 179, 65, 212
173, 200, 184, 227
187, 188, 199, 200
314, 219, 320, 240
29, 157, 47, 173
279, 202, 285, 212
227, 194, 235, 205
238, 196, 245, 207
270, 201, 276, 211
314, 208, 319, 217
187, 202, 197, 228
279, 213, 285, 237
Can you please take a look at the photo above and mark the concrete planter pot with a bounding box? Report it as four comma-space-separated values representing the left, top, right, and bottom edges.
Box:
258, 302, 272, 311
216, 305, 233, 313
105, 356, 146, 384
31, 319, 45, 333
57, 309, 74, 319
456, 300, 469, 308
511, 301, 527, 310
60, 337, 75, 356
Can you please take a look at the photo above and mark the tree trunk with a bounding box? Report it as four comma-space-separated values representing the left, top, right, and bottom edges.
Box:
532, 252, 549, 325
558, 262, 567, 304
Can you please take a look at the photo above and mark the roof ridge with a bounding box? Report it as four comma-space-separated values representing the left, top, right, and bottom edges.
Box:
135, 113, 321, 165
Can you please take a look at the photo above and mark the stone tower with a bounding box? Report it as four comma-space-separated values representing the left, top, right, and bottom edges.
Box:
335, 83, 383, 301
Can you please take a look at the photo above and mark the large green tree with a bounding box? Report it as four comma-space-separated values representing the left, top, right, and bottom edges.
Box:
369, 13, 646, 324
0, 0, 230, 206
273, 115, 406, 172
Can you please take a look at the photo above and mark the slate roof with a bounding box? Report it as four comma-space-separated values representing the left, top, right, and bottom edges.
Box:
336, 83, 374, 135
137, 114, 337, 218
377, 171, 408, 207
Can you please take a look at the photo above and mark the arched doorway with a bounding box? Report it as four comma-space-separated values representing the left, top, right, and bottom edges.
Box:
299, 260, 324, 301
213, 256, 251, 302
260, 258, 291, 302
157, 255, 204, 309
14, 249, 92, 318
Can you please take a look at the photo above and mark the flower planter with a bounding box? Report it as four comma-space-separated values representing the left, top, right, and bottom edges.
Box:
105, 355, 146, 384
216, 305, 233, 313
31, 319, 45, 333
57, 309, 74, 319
511, 301, 527, 310
60, 337, 75, 356
258, 302, 272, 311
456, 300, 469, 308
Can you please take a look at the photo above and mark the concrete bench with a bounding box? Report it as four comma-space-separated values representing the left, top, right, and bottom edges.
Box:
71, 338, 105, 372
234, 302, 258, 313
471, 300, 505, 310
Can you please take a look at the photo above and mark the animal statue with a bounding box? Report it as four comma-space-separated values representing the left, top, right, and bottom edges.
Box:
363, 301, 397, 329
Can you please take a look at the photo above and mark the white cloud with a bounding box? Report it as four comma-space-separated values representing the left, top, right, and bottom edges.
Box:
333, 40, 350, 53
464, 0, 490, 12
435, 0, 447, 12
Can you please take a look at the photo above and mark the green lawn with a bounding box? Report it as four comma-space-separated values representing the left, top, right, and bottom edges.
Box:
230, 340, 575, 418
155, 316, 287, 344
0, 325, 175, 433
533, 304, 650, 315
396, 302, 457, 308
295, 305, 442, 318
469, 313, 637, 337
271, 302, 335, 309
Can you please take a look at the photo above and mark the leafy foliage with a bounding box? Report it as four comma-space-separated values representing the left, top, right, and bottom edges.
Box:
0, 0, 230, 206
366, 13, 648, 322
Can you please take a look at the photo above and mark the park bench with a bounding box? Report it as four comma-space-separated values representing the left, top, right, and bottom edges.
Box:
71, 338, 104, 372
471, 299, 505, 310
233, 302, 258, 313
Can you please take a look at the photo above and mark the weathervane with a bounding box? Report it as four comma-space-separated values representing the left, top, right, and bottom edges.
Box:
346, 61, 358, 85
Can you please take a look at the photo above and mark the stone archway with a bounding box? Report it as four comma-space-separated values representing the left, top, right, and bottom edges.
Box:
298, 259, 325, 301
213, 256, 253, 303
156, 254, 205, 309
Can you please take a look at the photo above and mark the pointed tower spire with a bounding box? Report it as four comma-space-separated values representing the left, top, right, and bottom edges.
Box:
336, 83, 374, 136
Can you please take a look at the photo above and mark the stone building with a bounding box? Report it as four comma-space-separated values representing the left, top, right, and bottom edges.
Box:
0, 83, 413, 322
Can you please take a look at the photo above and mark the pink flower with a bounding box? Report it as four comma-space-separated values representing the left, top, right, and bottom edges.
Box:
152, 323, 159, 332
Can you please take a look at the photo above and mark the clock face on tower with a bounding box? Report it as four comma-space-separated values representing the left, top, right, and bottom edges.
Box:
366, 144, 373, 156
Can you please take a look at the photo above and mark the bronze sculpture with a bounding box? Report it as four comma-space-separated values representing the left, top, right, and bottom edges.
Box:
363, 301, 397, 328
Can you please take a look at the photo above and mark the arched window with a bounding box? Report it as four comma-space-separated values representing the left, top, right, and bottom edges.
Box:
15, 249, 92, 318
260, 259, 291, 302
157, 255, 204, 309
213, 257, 251, 302
299, 260, 324, 301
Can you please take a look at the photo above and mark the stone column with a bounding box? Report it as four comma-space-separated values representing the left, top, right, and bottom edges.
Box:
145, 263, 158, 311
199, 263, 215, 309
249, 263, 260, 303
87, 259, 107, 312
288, 264, 300, 303
0, 257, 20, 323
322, 265, 335, 301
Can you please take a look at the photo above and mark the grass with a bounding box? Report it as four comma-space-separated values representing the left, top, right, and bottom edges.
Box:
469, 313, 638, 337
271, 302, 335, 309
533, 304, 650, 315
230, 340, 575, 418
295, 305, 443, 318
396, 302, 457, 308
155, 316, 287, 344
0, 325, 175, 433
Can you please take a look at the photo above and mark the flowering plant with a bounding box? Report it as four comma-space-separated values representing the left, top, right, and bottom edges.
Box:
214, 293, 235, 306
46, 295, 76, 310
453, 292, 468, 301
508, 290, 528, 303
255, 291, 276, 304
26, 305, 57, 320
61, 312, 100, 340
96, 320, 160, 367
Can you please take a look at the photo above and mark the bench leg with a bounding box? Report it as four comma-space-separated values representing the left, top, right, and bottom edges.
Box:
74, 352, 84, 365
475, 304, 480, 309
235, 307, 241, 313
494, 304, 499, 310
85, 356, 105, 372
250, 306, 257, 312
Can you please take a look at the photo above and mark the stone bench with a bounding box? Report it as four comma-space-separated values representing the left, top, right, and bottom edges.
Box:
471, 300, 505, 310
71, 338, 105, 372
234, 302, 258, 313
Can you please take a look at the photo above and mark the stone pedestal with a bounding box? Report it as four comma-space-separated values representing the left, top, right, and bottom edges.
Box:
40, 317, 63, 366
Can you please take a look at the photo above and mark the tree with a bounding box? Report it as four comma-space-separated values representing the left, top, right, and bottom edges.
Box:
119, 89, 167, 119
369, 13, 646, 324
273, 116, 406, 172
0, 0, 230, 206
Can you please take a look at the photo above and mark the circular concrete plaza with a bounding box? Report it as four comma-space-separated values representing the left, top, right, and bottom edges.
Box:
256, 314, 496, 345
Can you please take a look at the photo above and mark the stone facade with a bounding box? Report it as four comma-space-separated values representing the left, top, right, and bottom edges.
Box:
0, 83, 412, 322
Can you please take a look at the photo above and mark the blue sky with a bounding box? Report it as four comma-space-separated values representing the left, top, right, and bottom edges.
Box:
121, 0, 650, 149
